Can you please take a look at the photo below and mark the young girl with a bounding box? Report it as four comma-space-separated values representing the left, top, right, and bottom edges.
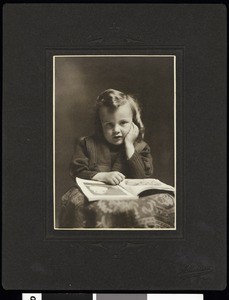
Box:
69, 89, 153, 184
60, 89, 154, 228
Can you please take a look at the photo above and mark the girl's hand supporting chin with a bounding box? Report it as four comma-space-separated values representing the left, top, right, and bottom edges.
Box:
124, 123, 139, 159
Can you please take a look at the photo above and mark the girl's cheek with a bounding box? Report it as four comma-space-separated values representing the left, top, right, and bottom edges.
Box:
124, 123, 131, 136
105, 128, 112, 136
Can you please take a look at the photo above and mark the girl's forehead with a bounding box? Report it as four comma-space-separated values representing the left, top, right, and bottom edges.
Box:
99, 103, 133, 121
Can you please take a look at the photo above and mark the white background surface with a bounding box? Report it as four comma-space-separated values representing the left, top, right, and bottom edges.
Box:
147, 295, 203, 300
22, 294, 42, 300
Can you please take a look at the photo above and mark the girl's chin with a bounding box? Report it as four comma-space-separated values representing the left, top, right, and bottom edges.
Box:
113, 141, 123, 145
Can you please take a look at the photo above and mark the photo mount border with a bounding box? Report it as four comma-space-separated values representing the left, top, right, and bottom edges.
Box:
45, 47, 185, 241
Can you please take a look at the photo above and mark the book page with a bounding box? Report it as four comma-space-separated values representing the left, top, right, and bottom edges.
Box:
76, 177, 138, 201
84, 182, 129, 196
120, 178, 175, 195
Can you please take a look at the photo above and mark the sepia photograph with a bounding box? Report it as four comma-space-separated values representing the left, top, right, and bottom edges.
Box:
53, 55, 176, 230
2, 3, 226, 292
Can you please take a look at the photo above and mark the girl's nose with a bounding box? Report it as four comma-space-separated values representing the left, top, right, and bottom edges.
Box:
113, 125, 120, 133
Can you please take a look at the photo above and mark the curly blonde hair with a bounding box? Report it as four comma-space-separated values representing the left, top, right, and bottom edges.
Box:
94, 89, 145, 140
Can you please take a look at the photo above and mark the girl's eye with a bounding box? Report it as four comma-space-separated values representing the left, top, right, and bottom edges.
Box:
105, 123, 113, 129
120, 121, 128, 125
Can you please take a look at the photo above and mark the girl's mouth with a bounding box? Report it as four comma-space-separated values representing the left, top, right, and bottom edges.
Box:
113, 136, 122, 139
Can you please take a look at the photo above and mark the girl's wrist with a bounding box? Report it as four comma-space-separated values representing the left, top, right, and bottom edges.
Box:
125, 142, 135, 159
92, 172, 106, 182
125, 140, 134, 147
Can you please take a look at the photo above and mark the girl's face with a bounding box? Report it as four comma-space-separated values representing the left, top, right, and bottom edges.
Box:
99, 103, 133, 145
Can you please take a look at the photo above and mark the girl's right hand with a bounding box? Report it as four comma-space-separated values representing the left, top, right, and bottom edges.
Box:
92, 171, 125, 185
125, 122, 139, 146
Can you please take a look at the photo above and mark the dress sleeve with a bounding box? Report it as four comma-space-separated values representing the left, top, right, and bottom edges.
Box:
126, 142, 153, 178
69, 137, 98, 181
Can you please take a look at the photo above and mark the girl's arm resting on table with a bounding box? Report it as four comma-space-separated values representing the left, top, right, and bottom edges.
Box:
70, 137, 125, 185
127, 144, 153, 178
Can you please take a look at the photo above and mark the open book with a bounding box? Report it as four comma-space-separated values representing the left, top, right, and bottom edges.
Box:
76, 177, 175, 202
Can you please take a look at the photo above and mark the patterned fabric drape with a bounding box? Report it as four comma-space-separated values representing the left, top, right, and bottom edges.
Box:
59, 187, 175, 229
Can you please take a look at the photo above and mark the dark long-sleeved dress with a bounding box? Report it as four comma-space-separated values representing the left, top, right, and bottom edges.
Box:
69, 134, 153, 181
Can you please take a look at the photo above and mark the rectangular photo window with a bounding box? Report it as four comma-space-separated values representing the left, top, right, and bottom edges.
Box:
53, 55, 176, 230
